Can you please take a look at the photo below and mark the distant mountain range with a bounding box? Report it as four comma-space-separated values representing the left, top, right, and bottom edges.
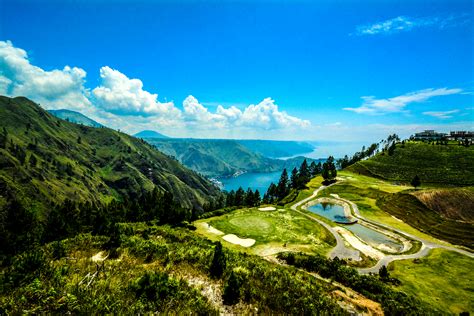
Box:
0, 96, 221, 213
134, 130, 169, 138
145, 138, 319, 177
46, 110, 317, 178
48, 109, 103, 127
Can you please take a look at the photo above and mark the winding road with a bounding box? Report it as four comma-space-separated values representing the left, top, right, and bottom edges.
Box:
291, 185, 360, 261
291, 184, 474, 274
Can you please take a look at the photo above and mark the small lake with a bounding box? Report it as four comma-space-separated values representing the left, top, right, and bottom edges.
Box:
307, 202, 354, 224
220, 171, 282, 193
345, 224, 404, 252
308, 203, 403, 251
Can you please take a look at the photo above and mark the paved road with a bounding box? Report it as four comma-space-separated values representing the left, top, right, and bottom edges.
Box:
291, 185, 360, 260
291, 186, 474, 274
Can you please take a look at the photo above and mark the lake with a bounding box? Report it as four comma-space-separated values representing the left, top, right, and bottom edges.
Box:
220, 171, 282, 193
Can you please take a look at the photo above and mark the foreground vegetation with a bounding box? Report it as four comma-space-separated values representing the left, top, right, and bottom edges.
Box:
389, 248, 474, 314
1, 224, 344, 314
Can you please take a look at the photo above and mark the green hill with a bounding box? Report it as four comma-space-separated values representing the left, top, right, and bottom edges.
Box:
0, 96, 221, 213
134, 130, 169, 138
147, 138, 318, 177
347, 141, 474, 186
48, 109, 103, 128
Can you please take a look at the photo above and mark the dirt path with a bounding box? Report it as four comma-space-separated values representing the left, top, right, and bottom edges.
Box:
291, 185, 360, 261
334, 195, 474, 272
290, 184, 474, 274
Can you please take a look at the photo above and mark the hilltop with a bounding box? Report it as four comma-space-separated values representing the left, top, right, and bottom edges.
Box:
0, 96, 222, 213
347, 141, 474, 186
134, 130, 169, 139
48, 109, 103, 128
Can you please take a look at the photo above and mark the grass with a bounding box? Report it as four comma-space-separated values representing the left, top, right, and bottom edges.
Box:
0, 96, 221, 213
195, 207, 335, 256
348, 141, 474, 186
322, 171, 454, 244
388, 248, 474, 314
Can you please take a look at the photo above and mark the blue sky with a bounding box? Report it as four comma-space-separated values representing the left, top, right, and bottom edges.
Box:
0, 0, 472, 142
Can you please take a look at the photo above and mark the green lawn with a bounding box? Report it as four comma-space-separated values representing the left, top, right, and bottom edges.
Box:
389, 249, 474, 314
195, 207, 335, 256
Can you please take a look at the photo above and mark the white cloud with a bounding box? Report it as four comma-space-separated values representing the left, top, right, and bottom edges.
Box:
355, 14, 471, 36
0, 40, 92, 110
344, 88, 463, 114
182, 96, 310, 130
423, 109, 459, 119
92, 66, 180, 117
0, 40, 312, 139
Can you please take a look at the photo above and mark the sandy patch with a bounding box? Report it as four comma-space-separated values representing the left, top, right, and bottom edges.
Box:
334, 227, 384, 260
258, 206, 276, 211
198, 222, 224, 235
223, 234, 256, 247
91, 251, 108, 262
391, 215, 403, 222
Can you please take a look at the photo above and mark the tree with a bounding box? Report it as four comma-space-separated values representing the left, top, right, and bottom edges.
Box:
309, 161, 318, 176
290, 167, 299, 189
77, 136, 82, 144
379, 265, 389, 281
244, 188, 254, 206
210, 242, 226, 278
298, 159, 311, 187
276, 169, 289, 199
235, 187, 245, 206
411, 175, 421, 189
223, 270, 241, 305
226, 190, 236, 207
322, 156, 337, 183
253, 190, 261, 206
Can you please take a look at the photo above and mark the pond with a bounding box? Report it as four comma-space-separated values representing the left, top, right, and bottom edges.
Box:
308, 202, 404, 252
307, 202, 354, 224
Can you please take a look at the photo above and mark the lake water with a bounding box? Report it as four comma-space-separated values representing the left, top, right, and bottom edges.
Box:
308, 202, 403, 251
345, 224, 404, 252
220, 171, 282, 193
307, 202, 354, 224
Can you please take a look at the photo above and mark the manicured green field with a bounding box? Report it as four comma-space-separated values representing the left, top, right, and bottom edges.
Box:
195, 207, 335, 256
388, 249, 474, 314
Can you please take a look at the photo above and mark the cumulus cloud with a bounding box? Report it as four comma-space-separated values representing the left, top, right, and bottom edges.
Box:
344, 88, 463, 115
92, 66, 180, 117
0, 40, 92, 110
355, 14, 471, 36
182, 96, 310, 130
423, 109, 459, 119
0, 40, 311, 138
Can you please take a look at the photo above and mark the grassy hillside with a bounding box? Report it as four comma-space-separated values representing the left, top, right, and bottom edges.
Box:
389, 248, 474, 314
377, 191, 474, 249
0, 224, 345, 314
146, 138, 318, 177
0, 96, 221, 213
347, 141, 474, 185
48, 109, 103, 127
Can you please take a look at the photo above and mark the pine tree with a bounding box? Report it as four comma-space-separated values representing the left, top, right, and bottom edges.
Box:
210, 242, 226, 278
235, 187, 245, 206
298, 159, 311, 187
290, 167, 299, 189
253, 190, 261, 206
276, 169, 289, 199
411, 175, 421, 189
223, 270, 240, 305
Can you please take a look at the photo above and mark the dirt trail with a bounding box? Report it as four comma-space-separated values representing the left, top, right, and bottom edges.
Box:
293, 185, 474, 274
291, 185, 361, 261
